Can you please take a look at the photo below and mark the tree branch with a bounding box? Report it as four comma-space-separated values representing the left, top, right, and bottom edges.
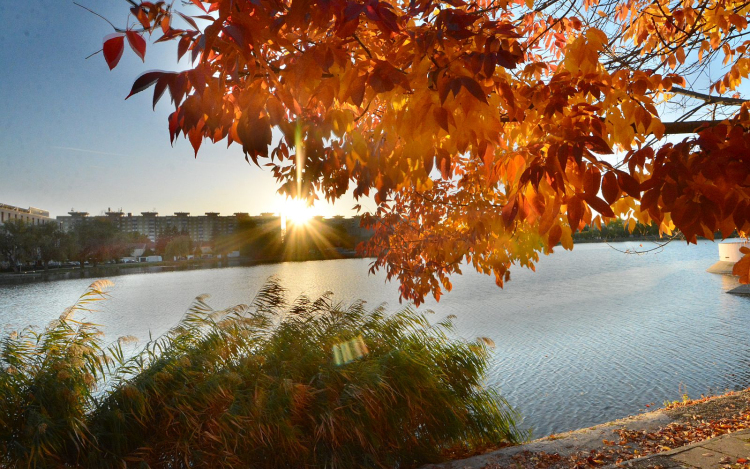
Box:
662, 119, 728, 134
670, 87, 748, 106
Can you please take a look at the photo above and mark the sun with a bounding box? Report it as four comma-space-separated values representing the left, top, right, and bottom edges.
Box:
282, 198, 314, 227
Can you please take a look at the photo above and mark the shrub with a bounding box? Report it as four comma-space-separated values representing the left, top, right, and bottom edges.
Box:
1, 279, 524, 468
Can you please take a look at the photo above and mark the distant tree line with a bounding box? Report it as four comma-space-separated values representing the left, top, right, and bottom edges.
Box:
0, 219, 146, 273
572, 219, 662, 241
0, 216, 367, 273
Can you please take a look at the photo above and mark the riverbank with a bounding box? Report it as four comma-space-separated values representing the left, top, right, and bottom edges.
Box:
427, 388, 750, 468
0, 253, 370, 285
0, 236, 673, 286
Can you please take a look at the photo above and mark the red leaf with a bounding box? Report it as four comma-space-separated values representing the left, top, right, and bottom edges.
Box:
126, 30, 147, 62
640, 188, 659, 212
433, 107, 449, 132
437, 149, 452, 179
103, 34, 125, 70
126, 71, 164, 99
567, 195, 584, 230
132, 7, 151, 30
347, 74, 367, 106
188, 127, 203, 157
237, 113, 272, 163
617, 171, 641, 199
169, 112, 180, 144
168, 72, 188, 106
423, 153, 434, 175
178, 11, 200, 31
583, 166, 601, 196
177, 36, 192, 61
190, 0, 208, 13
498, 80, 514, 110
153, 74, 173, 109
438, 76, 451, 105
502, 195, 519, 227
459, 77, 488, 104
583, 194, 615, 218
602, 171, 620, 204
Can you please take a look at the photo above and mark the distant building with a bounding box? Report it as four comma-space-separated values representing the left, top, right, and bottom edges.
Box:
55, 210, 90, 231
323, 215, 373, 243
57, 208, 284, 243
0, 203, 55, 226
54, 207, 372, 247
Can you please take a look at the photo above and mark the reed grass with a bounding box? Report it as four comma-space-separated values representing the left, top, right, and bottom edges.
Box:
1, 278, 524, 468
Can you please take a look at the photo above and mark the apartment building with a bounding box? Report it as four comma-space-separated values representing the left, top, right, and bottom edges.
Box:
0, 203, 55, 226
57, 209, 282, 243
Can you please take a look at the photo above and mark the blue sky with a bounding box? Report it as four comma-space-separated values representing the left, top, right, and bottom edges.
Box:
0, 0, 362, 219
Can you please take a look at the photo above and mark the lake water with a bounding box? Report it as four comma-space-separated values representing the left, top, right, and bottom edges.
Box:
1, 240, 749, 438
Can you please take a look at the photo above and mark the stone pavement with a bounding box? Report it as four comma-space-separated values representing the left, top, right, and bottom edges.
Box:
620, 429, 750, 469
423, 389, 750, 469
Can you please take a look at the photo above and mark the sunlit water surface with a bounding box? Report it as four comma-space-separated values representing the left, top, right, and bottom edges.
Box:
1, 240, 749, 438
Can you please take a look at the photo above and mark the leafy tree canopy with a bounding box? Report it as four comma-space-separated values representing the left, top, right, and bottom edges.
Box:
95, 0, 750, 303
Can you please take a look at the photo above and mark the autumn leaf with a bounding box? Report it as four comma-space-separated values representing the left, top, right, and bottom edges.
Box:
548, 225, 563, 249
601, 172, 620, 205
126, 30, 146, 62
126, 71, 164, 99
189, 0, 208, 13
732, 247, 750, 284
102, 34, 124, 70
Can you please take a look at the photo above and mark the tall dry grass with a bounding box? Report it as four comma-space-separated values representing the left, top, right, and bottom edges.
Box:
1, 278, 524, 468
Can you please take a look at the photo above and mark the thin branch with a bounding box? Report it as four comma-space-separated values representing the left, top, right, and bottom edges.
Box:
354, 100, 373, 122
74, 2, 118, 30
605, 237, 679, 255
671, 87, 748, 106
352, 34, 373, 59
662, 119, 729, 134
84, 49, 103, 60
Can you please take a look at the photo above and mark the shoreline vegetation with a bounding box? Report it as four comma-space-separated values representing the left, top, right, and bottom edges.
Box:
0, 280, 523, 468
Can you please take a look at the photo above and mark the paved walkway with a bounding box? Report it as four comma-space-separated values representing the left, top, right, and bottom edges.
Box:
622, 429, 750, 468
423, 389, 750, 469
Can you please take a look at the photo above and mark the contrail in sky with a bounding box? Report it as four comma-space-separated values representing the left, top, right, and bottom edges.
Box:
51, 146, 128, 157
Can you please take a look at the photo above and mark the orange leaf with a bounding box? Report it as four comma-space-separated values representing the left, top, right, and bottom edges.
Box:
548, 224, 562, 248
732, 249, 750, 284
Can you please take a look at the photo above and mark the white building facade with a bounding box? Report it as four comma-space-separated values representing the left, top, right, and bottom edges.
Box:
0, 203, 54, 226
